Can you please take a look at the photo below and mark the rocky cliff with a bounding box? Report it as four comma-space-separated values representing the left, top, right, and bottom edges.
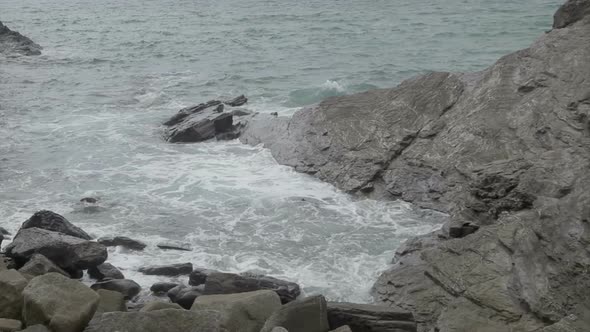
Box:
240, 0, 590, 331
0, 21, 41, 56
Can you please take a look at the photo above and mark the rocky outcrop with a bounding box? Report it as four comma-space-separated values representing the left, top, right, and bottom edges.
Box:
138, 263, 193, 276
235, 1, 590, 331
97, 236, 146, 250
327, 302, 416, 332
0, 21, 41, 56
19, 210, 92, 240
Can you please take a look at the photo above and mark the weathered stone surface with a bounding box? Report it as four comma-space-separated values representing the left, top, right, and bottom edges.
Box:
225, 95, 248, 107
95, 289, 126, 314
97, 236, 146, 250
167, 284, 202, 309
327, 302, 416, 332
138, 263, 193, 276
84, 309, 227, 332
204, 272, 301, 304
553, 0, 590, 28
91, 279, 141, 299
156, 241, 192, 251
260, 295, 329, 332
330, 326, 352, 332
88, 263, 124, 280
188, 267, 216, 286
19, 325, 51, 332
0, 227, 10, 235
5, 228, 107, 270
191, 290, 281, 332
0, 269, 28, 319
0, 318, 22, 332
19, 253, 69, 277
23, 273, 99, 332
140, 301, 183, 312
0, 21, 41, 56
150, 282, 178, 294
19, 210, 91, 240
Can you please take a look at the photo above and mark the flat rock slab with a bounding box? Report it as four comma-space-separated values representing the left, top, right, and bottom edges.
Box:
97, 236, 146, 250
327, 302, 416, 332
156, 241, 192, 251
138, 263, 193, 276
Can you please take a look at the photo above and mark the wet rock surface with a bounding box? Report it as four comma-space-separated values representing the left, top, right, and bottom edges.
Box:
0, 21, 42, 56
97, 236, 146, 250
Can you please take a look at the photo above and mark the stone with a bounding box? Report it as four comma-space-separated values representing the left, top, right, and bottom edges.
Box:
0, 318, 22, 332
271, 328, 288, 332
171, 286, 203, 309
0, 21, 42, 56
164, 107, 235, 143
188, 267, 216, 286
0, 233, 3, 248
330, 326, 352, 332
83, 309, 226, 332
0, 269, 28, 319
5, 228, 107, 271
204, 272, 301, 304
18, 253, 69, 277
164, 100, 222, 126
448, 222, 480, 239
260, 295, 329, 332
23, 273, 99, 332
327, 302, 416, 332
553, 0, 590, 28
150, 282, 179, 294
138, 263, 193, 276
88, 263, 125, 280
224, 95, 248, 107
140, 301, 183, 312
91, 279, 141, 299
0, 227, 10, 235
19, 210, 91, 240
97, 236, 146, 250
19, 325, 51, 332
156, 241, 192, 251
80, 197, 98, 203
95, 289, 126, 314
191, 290, 281, 332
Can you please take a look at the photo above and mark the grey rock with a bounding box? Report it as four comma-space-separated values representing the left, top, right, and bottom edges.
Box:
271, 328, 288, 332
19, 325, 51, 332
0, 226, 10, 235
190, 290, 281, 332
83, 309, 227, 332
327, 302, 416, 332
0, 232, 3, 248
224, 95, 248, 107
5, 228, 107, 271
19, 210, 92, 240
0, 269, 28, 320
95, 289, 126, 314
156, 241, 192, 251
188, 267, 216, 286
138, 262, 193, 276
553, 0, 590, 28
260, 295, 329, 332
23, 273, 99, 332
164, 107, 236, 143
88, 263, 125, 280
330, 327, 352, 332
0, 21, 42, 56
19, 253, 70, 278
97, 236, 146, 250
140, 301, 183, 312
204, 272, 301, 304
163, 100, 222, 126
167, 285, 203, 309
0, 318, 22, 332
91, 279, 141, 299
150, 282, 179, 294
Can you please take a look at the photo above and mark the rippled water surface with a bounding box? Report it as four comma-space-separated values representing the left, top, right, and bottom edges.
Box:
0, 0, 560, 301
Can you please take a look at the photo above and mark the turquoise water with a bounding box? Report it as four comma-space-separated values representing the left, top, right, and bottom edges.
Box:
0, 0, 560, 301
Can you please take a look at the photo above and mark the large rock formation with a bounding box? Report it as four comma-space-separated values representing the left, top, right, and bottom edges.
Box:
238, 1, 590, 331
0, 21, 41, 56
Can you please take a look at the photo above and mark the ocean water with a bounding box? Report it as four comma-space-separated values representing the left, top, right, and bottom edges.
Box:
0, 0, 560, 302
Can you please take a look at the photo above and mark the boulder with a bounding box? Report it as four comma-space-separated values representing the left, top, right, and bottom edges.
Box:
553, 0, 590, 28
88, 263, 125, 280
0, 269, 28, 319
150, 282, 179, 294
0, 318, 22, 332
83, 309, 226, 332
95, 289, 126, 314
167, 285, 202, 309
190, 290, 281, 332
0, 227, 10, 235
164, 107, 237, 143
23, 273, 99, 332
91, 279, 141, 299
97, 236, 146, 251
19, 325, 51, 332
330, 327, 352, 332
224, 95, 248, 107
260, 295, 329, 332
138, 263, 193, 276
271, 328, 288, 332
19, 210, 91, 240
18, 253, 70, 277
188, 267, 216, 286
204, 272, 301, 304
327, 302, 416, 332
0, 21, 42, 56
5, 228, 107, 270
156, 241, 192, 251
140, 301, 183, 312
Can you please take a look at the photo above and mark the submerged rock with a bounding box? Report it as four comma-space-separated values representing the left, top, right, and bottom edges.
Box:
156, 241, 192, 251
0, 21, 42, 56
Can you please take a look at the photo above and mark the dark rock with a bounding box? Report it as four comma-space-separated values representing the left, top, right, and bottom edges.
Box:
166, 284, 203, 309
448, 222, 480, 239
163, 100, 222, 126
156, 241, 192, 251
18, 253, 70, 277
91, 279, 141, 299
0, 233, 3, 247
139, 263, 193, 276
270, 112, 278, 116
97, 236, 146, 250
260, 295, 329, 332
0, 21, 42, 56
188, 267, 216, 286
327, 302, 417, 332
19, 210, 92, 240
0, 269, 28, 319
553, 0, 590, 28
232, 109, 252, 117
95, 289, 127, 314
0, 227, 10, 235
5, 228, 107, 270
204, 272, 301, 304
88, 263, 125, 280
165, 109, 235, 143
150, 282, 179, 294
80, 197, 98, 203
224, 95, 248, 107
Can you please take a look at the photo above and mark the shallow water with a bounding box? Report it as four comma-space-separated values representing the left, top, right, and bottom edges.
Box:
0, 0, 560, 301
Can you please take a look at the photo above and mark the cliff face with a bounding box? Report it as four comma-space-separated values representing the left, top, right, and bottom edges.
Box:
241, 0, 590, 330
0, 21, 41, 56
